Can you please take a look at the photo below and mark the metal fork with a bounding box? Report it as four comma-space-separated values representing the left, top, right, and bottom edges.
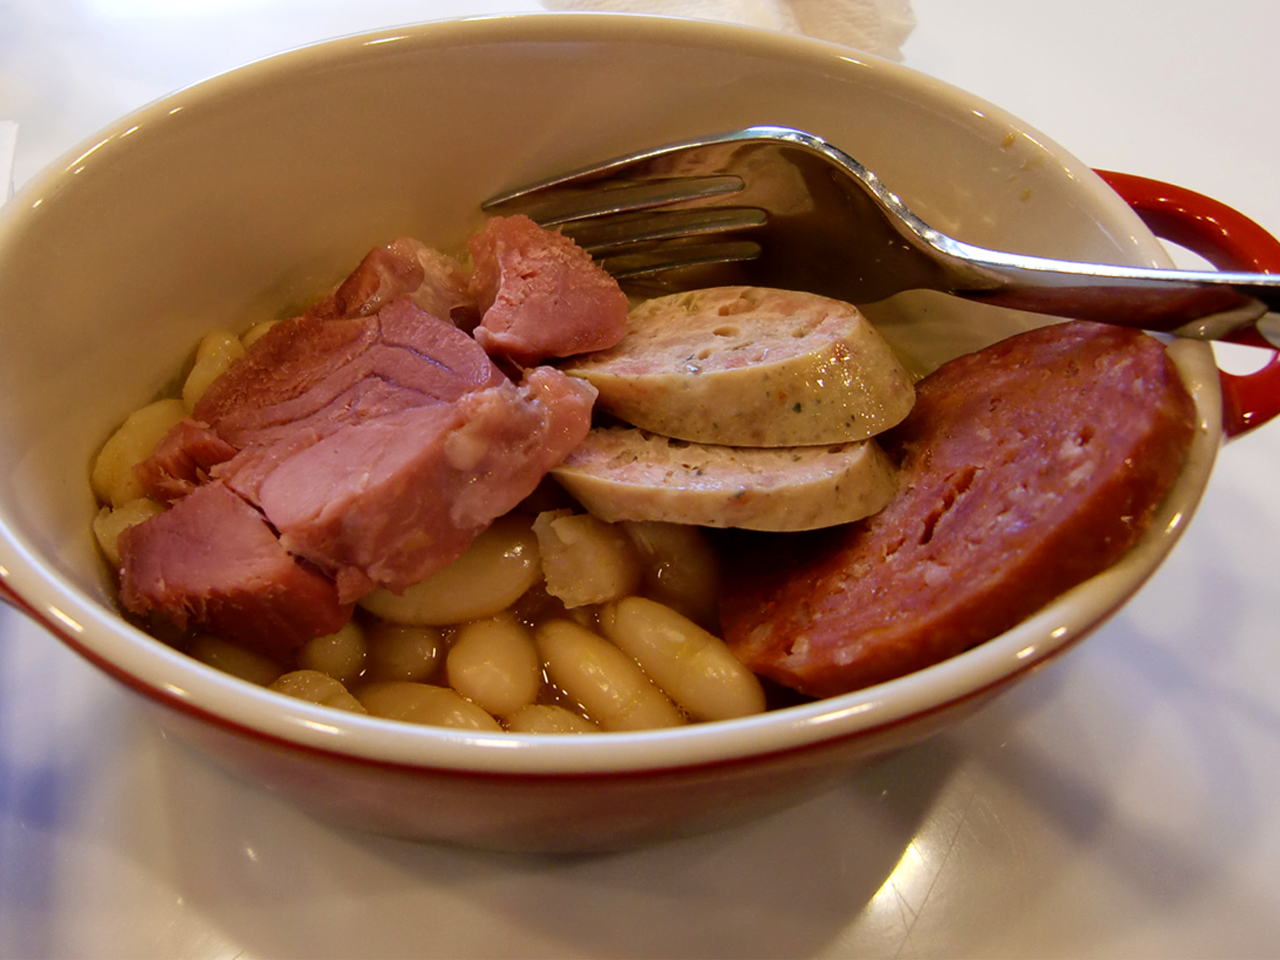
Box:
482, 125, 1280, 343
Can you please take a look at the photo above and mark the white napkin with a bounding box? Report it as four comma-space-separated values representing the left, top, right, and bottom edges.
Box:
539, 0, 915, 60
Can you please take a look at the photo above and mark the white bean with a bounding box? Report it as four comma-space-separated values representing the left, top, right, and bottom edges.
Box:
622, 520, 722, 630
446, 617, 541, 717
270, 669, 367, 714
362, 620, 442, 682
356, 681, 502, 731
599, 596, 765, 722
504, 704, 599, 734
188, 634, 283, 687
535, 619, 686, 731
90, 398, 187, 507
358, 514, 541, 625
296, 620, 366, 685
533, 510, 642, 608
92, 498, 166, 568
182, 329, 245, 411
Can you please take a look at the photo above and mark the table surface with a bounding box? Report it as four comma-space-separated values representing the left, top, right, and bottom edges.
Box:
3, 2, 1279, 957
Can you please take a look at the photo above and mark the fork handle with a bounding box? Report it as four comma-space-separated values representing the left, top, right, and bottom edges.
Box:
1097, 169, 1280, 439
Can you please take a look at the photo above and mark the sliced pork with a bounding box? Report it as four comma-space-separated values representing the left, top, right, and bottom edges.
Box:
307, 237, 478, 329
196, 297, 505, 447
118, 481, 352, 660
119, 221, 620, 653
136, 418, 238, 502
139, 298, 505, 502
467, 214, 629, 365
258, 366, 597, 602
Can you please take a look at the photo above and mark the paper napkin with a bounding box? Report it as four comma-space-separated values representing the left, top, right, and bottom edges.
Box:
539, 0, 916, 60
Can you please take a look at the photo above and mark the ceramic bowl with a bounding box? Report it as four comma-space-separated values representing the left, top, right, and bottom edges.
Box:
0, 13, 1275, 852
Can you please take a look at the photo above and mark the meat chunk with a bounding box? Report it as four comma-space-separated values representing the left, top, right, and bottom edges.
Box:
118, 224, 612, 652
118, 481, 352, 661
139, 298, 506, 502
187, 298, 594, 602
121, 337, 594, 644
720, 321, 1198, 699
256, 365, 597, 602
196, 297, 505, 448
307, 237, 477, 329
136, 418, 238, 502
467, 214, 629, 365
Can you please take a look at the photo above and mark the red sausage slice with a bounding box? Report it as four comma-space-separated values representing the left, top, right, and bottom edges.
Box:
720, 321, 1198, 699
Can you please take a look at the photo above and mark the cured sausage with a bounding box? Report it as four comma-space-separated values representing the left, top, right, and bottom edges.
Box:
719, 321, 1198, 698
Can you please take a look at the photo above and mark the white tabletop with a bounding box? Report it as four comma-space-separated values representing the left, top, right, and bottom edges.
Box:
3, 2, 1279, 957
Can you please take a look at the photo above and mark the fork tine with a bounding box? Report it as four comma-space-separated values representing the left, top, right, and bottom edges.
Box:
480, 126, 808, 290
598, 239, 761, 279
483, 175, 744, 226
560, 207, 768, 254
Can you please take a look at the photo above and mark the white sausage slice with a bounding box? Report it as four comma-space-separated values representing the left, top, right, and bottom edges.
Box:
551, 427, 899, 532
560, 286, 915, 447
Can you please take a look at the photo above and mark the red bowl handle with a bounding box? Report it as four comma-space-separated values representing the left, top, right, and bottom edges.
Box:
0, 577, 21, 610
1094, 169, 1280, 438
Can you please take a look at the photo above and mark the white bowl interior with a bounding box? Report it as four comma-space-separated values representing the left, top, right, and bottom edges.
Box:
0, 13, 1221, 774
